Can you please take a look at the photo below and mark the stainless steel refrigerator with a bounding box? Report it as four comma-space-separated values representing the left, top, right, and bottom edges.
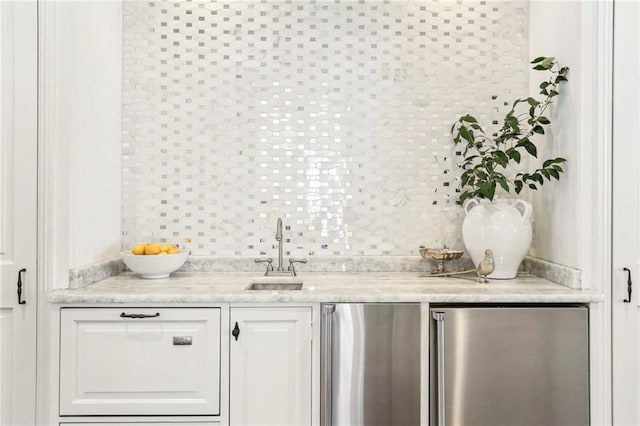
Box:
321, 303, 421, 426
430, 305, 589, 426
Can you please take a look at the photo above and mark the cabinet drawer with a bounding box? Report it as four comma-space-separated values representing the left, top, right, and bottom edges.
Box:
60, 308, 220, 416
60, 423, 218, 426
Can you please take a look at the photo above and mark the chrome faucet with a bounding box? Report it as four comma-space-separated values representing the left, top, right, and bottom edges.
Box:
255, 217, 307, 276
275, 217, 284, 272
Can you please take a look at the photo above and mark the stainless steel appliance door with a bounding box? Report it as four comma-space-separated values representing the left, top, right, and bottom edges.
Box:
430, 306, 589, 426
321, 303, 421, 426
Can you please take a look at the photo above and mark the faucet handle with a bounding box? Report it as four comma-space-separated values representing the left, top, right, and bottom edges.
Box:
287, 258, 308, 276
255, 258, 274, 275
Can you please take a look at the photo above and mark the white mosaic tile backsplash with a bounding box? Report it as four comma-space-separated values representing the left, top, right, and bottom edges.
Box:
122, 0, 528, 257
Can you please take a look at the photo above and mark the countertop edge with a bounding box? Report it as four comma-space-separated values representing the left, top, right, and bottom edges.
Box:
47, 271, 604, 305
48, 294, 604, 304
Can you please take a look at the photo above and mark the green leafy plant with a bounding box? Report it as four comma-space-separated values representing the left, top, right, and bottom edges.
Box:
451, 57, 569, 205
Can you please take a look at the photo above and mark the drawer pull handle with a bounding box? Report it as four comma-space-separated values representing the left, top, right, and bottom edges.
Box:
120, 312, 160, 319
173, 336, 193, 346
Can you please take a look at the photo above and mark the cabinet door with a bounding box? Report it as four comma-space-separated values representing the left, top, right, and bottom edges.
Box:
0, 2, 38, 425
60, 308, 221, 416
230, 307, 312, 426
612, 1, 640, 424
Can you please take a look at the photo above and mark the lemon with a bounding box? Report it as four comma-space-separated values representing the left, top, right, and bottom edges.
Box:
144, 243, 161, 255
157, 251, 168, 256
160, 244, 172, 253
132, 243, 146, 255
168, 248, 180, 254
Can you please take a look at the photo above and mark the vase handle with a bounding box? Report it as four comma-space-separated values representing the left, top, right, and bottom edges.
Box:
511, 199, 532, 224
463, 198, 479, 215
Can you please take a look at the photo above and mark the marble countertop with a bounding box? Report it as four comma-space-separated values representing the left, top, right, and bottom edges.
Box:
49, 272, 603, 304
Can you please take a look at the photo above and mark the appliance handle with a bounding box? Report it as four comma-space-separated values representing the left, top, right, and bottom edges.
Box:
432, 311, 447, 426
321, 304, 336, 426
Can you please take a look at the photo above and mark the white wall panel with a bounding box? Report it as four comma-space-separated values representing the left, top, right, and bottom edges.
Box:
53, 1, 122, 270
528, 1, 582, 269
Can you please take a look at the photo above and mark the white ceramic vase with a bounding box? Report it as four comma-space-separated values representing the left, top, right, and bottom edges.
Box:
462, 198, 532, 279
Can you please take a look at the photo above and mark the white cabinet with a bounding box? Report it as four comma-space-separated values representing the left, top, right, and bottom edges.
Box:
59, 308, 221, 416
229, 307, 312, 426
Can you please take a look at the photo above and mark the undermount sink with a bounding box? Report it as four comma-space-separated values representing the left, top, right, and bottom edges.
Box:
246, 276, 303, 291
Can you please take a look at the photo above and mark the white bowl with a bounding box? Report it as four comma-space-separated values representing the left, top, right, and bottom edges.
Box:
120, 250, 189, 279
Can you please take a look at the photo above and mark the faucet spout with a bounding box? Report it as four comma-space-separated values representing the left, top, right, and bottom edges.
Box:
276, 217, 284, 271
275, 217, 282, 241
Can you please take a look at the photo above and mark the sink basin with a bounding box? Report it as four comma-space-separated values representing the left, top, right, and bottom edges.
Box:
246, 276, 303, 290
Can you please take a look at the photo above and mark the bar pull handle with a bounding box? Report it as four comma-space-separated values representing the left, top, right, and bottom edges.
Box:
321, 304, 336, 426
232, 322, 240, 341
173, 336, 192, 346
17, 268, 27, 305
432, 311, 447, 426
120, 312, 160, 319
623, 267, 633, 303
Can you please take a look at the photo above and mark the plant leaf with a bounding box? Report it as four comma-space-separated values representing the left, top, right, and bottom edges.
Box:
540, 57, 556, 69
480, 181, 496, 201
523, 141, 538, 157
505, 115, 520, 130
458, 126, 474, 144
526, 97, 540, 106
497, 176, 509, 192
494, 150, 509, 168
532, 173, 544, 184
507, 148, 521, 163
532, 125, 545, 135
541, 169, 551, 180
515, 180, 523, 194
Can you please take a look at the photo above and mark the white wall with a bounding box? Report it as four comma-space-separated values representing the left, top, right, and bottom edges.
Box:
528, 1, 587, 269
42, 1, 597, 276
50, 2, 122, 280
